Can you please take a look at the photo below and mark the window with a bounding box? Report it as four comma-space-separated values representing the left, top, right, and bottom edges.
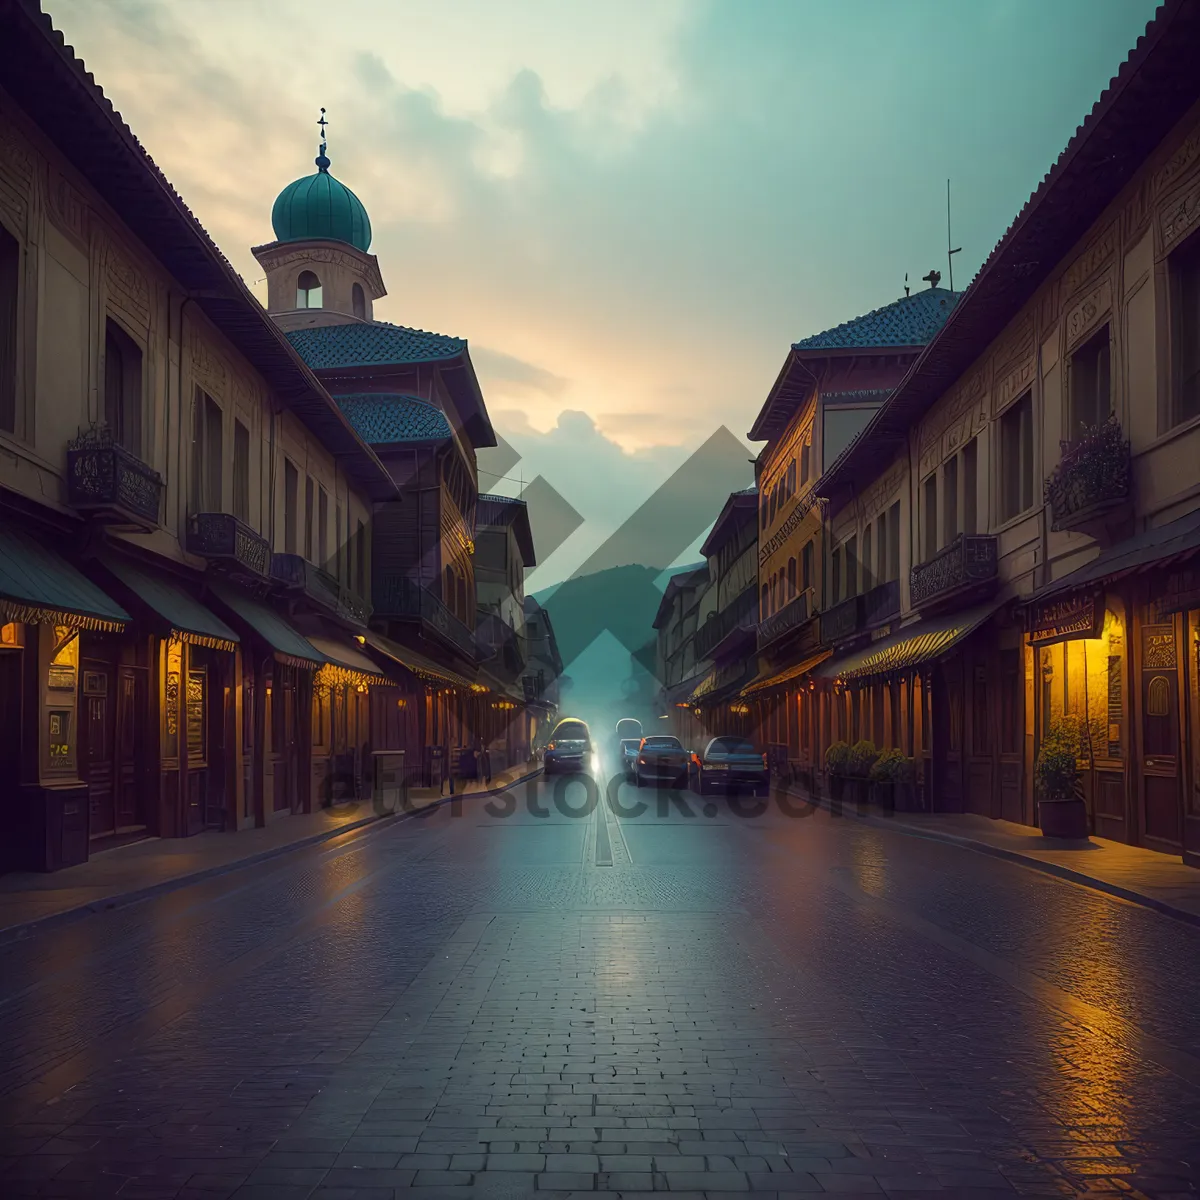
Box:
318, 485, 329, 567
1070, 324, 1111, 434
304, 477, 314, 561
296, 270, 322, 309
800, 436, 811, 486
923, 474, 938, 560
191, 388, 223, 511
352, 283, 366, 320
831, 546, 842, 604
284, 460, 298, 554
1174, 239, 1200, 427
943, 455, 958, 545
861, 526, 873, 592
0, 224, 17, 433
802, 540, 814, 593
335, 502, 344, 581
1000, 391, 1034, 520
787, 557, 797, 599
761, 582, 769, 616
786, 461, 796, 497
876, 514, 888, 584
963, 438, 978, 536
1000, 648, 1021, 754
845, 536, 858, 598
887, 502, 900, 581
104, 320, 143, 454
233, 419, 250, 523
356, 520, 367, 596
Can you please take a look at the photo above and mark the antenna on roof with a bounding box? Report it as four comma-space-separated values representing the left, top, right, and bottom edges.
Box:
922, 269, 941, 289
903, 272, 910, 298
946, 178, 962, 291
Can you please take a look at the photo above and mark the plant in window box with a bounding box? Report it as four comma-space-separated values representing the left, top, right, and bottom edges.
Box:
1044, 414, 1130, 530
824, 740, 850, 802
844, 739, 879, 809
869, 748, 918, 812
1035, 715, 1089, 839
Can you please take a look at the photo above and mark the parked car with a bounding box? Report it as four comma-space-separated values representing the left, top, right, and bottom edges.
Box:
633, 735, 690, 788
690, 736, 770, 796
544, 718, 592, 775
619, 738, 641, 777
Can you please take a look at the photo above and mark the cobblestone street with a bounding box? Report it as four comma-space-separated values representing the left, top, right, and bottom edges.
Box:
2, 776, 1200, 1199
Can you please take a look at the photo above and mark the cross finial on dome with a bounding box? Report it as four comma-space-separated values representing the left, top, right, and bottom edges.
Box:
315, 107, 330, 172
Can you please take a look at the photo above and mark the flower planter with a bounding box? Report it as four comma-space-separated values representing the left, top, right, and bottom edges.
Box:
844, 778, 870, 811
829, 774, 846, 804
870, 781, 895, 813
893, 780, 922, 812
1038, 796, 1089, 839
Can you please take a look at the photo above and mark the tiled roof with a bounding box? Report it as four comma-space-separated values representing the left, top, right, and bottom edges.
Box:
336, 394, 452, 445
794, 288, 960, 351
287, 321, 467, 370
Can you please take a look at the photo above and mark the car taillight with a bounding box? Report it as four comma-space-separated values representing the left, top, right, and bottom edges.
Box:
547, 742, 556, 751
638, 756, 647, 765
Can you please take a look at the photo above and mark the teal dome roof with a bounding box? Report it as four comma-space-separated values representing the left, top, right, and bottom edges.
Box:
271, 152, 372, 252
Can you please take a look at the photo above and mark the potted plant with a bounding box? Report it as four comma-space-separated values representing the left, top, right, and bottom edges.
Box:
825, 741, 850, 802
1035, 716, 1088, 838
844, 740, 879, 808
869, 748, 918, 812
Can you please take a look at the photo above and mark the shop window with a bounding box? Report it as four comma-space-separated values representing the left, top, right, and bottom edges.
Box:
1069, 324, 1111, 435
186, 667, 207, 765
923, 474, 938, 559
352, 282, 366, 320
233, 419, 250, 523
0, 223, 17, 434
296, 270, 322, 309
45, 626, 79, 777
283, 459, 298, 553
104, 319, 143, 455
1000, 392, 1034, 520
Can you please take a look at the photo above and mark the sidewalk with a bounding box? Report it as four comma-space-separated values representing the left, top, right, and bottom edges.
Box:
0, 762, 542, 941
791, 784, 1200, 925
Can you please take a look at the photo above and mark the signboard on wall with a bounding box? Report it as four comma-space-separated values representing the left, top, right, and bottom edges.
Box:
1027, 592, 1101, 646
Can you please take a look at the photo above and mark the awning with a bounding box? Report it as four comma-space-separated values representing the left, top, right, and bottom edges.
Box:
0, 522, 129, 631
361, 630, 478, 690
741, 648, 831, 697
305, 633, 388, 687
687, 671, 717, 703
816, 596, 1007, 684
97, 551, 238, 651
207, 581, 323, 669
1022, 508, 1200, 606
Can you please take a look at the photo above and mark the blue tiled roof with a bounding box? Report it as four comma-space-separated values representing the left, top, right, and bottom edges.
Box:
287, 321, 466, 369
794, 288, 960, 351
336, 394, 452, 445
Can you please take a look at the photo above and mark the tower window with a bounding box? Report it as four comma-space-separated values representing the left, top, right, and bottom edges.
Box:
352, 283, 366, 320
296, 270, 322, 309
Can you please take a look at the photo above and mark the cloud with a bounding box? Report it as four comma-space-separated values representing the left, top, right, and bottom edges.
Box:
471, 347, 569, 398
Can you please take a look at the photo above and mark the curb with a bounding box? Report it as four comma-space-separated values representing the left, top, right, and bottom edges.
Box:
787, 784, 1200, 929
0, 767, 544, 945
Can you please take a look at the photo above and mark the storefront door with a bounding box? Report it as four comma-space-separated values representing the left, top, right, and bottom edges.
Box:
1140, 620, 1183, 851
114, 666, 147, 831
82, 659, 115, 839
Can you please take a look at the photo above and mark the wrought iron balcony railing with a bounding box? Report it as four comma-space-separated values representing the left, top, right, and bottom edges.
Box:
757, 590, 809, 649
271, 553, 372, 627
909, 533, 997, 611
66, 431, 162, 531
820, 593, 864, 646
695, 584, 758, 660
1045, 415, 1131, 533
374, 573, 478, 661
186, 512, 271, 579
863, 578, 901, 628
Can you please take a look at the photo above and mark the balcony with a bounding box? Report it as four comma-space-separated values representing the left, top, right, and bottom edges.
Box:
820, 594, 864, 646
695, 585, 758, 660
863, 578, 901, 628
910, 533, 997, 611
66, 430, 162, 532
374, 573, 478, 662
757, 590, 809, 649
272, 553, 372, 627
186, 513, 271, 579
1045, 415, 1131, 533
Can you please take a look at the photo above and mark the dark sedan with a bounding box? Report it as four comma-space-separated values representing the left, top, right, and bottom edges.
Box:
690, 736, 770, 796
633, 735, 690, 788
544, 718, 592, 775
619, 738, 641, 777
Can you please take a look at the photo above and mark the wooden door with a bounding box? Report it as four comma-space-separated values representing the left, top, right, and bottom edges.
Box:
82, 662, 115, 838
114, 666, 146, 831
997, 647, 1025, 824
932, 658, 965, 812
966, 653, 998, 818
1140, 622, 1183, 851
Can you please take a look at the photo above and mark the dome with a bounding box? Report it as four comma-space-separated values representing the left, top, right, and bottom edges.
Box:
271, 152, 372, 252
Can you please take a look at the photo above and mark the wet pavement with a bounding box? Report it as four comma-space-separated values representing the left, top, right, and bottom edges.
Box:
2, 770, 1200, 1198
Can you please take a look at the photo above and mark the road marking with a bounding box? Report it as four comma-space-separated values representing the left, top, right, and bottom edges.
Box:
594, 797, 613, 867
606, 790, 634, 865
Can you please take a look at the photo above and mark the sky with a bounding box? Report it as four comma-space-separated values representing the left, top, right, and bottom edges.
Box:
44, 0, 1162, 588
